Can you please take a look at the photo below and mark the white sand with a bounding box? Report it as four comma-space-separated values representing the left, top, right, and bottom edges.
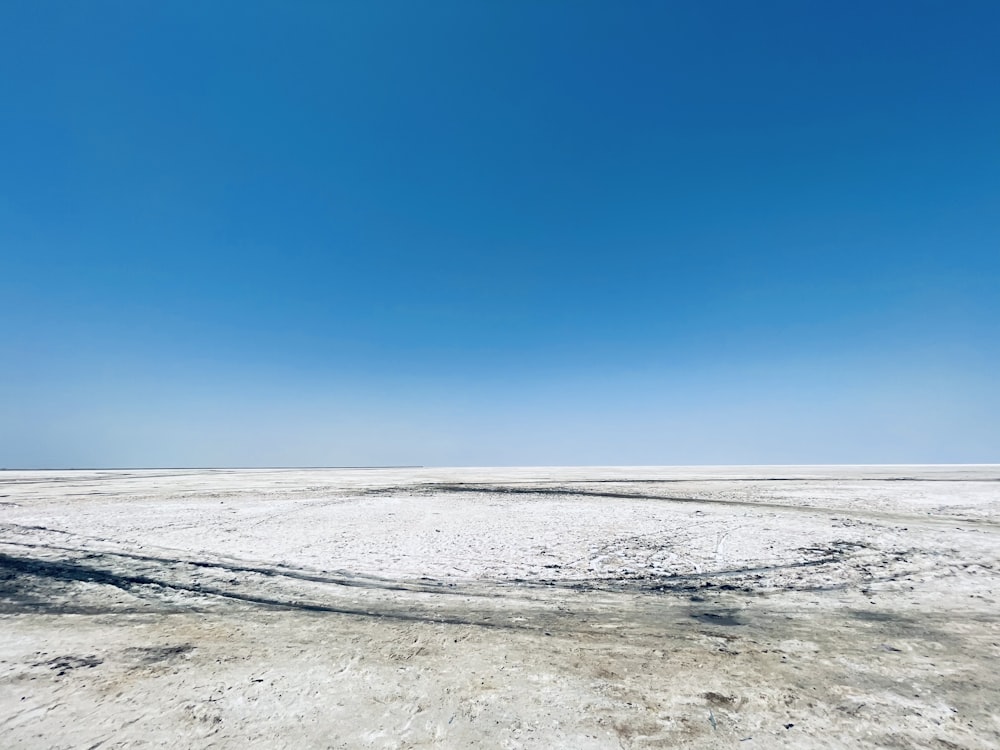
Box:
1, 466, 998, 748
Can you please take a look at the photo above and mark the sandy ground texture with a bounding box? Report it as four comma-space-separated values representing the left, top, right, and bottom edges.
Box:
1, 465, 999, 749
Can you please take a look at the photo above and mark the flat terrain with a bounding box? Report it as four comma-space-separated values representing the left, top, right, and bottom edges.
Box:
1, 466, 998, 749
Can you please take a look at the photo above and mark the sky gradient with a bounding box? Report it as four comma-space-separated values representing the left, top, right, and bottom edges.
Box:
2, 1, 998, 467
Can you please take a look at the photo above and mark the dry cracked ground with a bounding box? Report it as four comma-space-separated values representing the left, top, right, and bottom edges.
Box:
1, 466, 998, 749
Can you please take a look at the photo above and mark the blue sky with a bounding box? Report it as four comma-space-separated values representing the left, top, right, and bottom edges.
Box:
1, 2, 998, 467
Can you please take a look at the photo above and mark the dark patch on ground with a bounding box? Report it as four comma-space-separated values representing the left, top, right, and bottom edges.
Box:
36, 654, 102, 675
703, 691, 738, 706
691, 611, 743, 626
850, 610, 901, 623
125, 643, 196, 664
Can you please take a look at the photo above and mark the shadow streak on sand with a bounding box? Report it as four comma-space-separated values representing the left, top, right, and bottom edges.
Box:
6, 537, 461, 597
0, 535, 950, 642
411, 484, 1000, 529
2, 534, 860, 605
0, 551, 527, 629
0, 521, 867, 602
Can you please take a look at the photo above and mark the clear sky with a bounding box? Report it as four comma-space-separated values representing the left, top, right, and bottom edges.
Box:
1, 2, 998, 468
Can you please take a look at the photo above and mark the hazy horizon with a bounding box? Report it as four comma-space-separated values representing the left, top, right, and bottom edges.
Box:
4, 463, 999, 474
